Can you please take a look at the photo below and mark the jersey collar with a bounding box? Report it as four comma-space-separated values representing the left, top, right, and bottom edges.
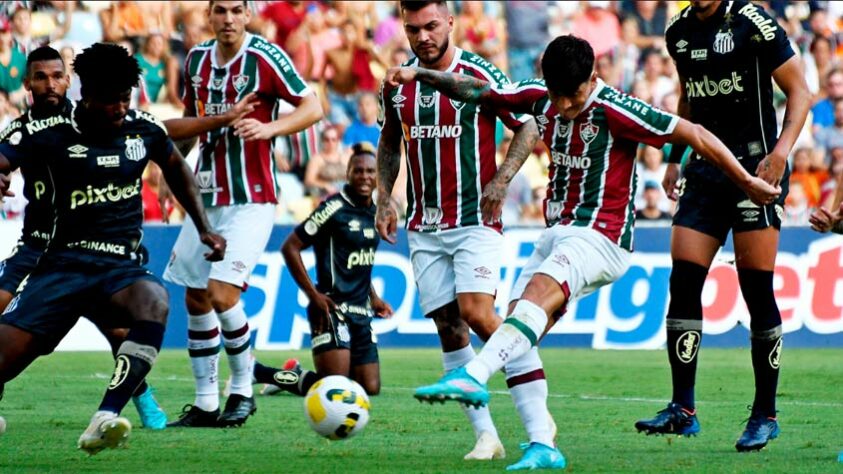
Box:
581, 77, 605, 114
211, 32, 252, 69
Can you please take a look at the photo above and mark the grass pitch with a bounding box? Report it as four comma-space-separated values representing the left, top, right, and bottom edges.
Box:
0, 348, 840, 473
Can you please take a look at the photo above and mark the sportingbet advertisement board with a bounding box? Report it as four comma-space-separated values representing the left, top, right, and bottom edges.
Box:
0, 221, 841, 350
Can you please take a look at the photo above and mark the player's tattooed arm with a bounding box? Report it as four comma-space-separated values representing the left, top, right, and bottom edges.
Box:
481, 118, 540, 224
375, 96, 402, 244
385, 66, 498, 106
154, 147, 226, 261
757, 56, 810, 186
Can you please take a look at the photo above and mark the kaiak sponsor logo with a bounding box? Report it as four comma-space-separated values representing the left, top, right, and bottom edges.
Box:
676, 331, 700, 363
739, 3, 778, 41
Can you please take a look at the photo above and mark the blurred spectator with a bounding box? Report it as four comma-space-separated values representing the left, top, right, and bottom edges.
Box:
342, 92, 379, 147
634, 49, 674, 108
60, 1, 105, 49
1, 169, 25, 219
805, 35, 835, 100
0, 19, 26, 106
305, 125, 348, 197
820, 146, 843, 207
10, 7, 43, 55
136, 1, 173, 39
635, 145, 671, 213
789, 147, 823, 207
372, 2, 404, 51
298, 7, 342, 81
496, 133, 534, 226
572, 1, 621, 58
0, 89, 19, 129
59, 45, 81, 101
814, 98, 843, 157
322, 20, 387, 128
615, 16, 642, 92
100, 1, 147, 43
631, 77, 653, 105
622, 0, 666, 51
811, 68, 843, 131
135, 32, 180, 107
455, 1, 506, 69
504, 1, 550, 82
635, 181, 672, 221
141, 162, 175, 222
595, 53, 618, 89
261, 0, 314, 52
783, 181, 812, 225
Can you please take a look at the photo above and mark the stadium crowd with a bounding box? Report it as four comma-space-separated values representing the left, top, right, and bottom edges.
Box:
0, 0, 841, 226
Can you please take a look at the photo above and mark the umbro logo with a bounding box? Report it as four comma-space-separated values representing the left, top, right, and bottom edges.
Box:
392, 94, 406, 109
675, 39, 688, 52
68, 144, 88, 158
191, 75, 202, 85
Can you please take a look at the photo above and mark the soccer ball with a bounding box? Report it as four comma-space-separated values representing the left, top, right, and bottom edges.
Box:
304, 376, 370, 440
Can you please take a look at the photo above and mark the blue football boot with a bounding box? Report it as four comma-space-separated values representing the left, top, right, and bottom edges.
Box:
132, 385, 167, 430
735, 413, 779, 452
506, 442, 567, 471
413, 367, 489, 408
635, 402, 700, 436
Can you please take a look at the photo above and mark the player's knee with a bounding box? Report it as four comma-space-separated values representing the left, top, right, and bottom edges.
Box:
431, 305, 470, 350
737, 268, 781, 331
667, 260, 709, 319
209, 292, 240, 314
362, 379, 380, 396
185, 288, 212, 315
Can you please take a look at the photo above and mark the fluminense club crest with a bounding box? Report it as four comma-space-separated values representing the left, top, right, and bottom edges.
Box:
232, 74, 250, 92
579, 123, 599, 144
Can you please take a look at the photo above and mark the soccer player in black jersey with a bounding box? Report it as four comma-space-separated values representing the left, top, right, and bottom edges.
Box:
253, 143, 392, 397
0, 43, 226, 454
634, 1, 810, 452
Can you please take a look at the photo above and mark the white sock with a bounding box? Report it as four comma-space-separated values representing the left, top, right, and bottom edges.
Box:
443, 345, 499, 441
465, 299, 548, 384
505, 347, 554, 447
218, 302, 253, 398
188, 310, 221, 411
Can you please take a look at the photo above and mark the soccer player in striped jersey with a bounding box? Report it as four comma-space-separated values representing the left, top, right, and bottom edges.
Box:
164, 0, 322, 428
397, 35, 780, 469
377, 0, 549, 462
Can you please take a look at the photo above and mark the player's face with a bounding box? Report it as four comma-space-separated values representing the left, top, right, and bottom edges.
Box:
689, 1, 720, 13
347, 154, 376, 199
87, 90, 132, 129
25, 59, 68, 110
402, 3, 453, 66
548, 73, 597, 121
209, 1, 250, 46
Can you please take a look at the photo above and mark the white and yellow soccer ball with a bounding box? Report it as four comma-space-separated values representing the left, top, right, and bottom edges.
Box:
304, 375, 370, 440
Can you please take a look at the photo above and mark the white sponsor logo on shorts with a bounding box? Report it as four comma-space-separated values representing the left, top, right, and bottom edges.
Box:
337, 323, 350, 343
312, 333, 332, 347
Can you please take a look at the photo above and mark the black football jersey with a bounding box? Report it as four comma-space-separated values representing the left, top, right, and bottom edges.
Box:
666, 1, 794, 181
0, 104, 174, 261
294, 186, 380, 316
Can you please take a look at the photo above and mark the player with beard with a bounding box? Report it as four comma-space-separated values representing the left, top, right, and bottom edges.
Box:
376, 0, 550, 461
0, 43, 226, 454
635, 1, 809, 451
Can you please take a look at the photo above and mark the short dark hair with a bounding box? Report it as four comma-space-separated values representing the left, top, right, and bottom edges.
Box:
209, 1, 248, 8
74, 43, 141, 99
399, 1, 447, 13
348, 141, 376, 170
541, 35, 594, 97
26, 46, 63, 76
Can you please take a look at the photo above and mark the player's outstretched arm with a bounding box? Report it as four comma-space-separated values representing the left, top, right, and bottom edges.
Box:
153, 148, 226, 261
375, 95, 402, 244
369, 286, 393, 319
234, 92, 322, 141
757, 56, 811, 187
481, 117, 540, 224
164, 92, 258, 140
670, 119, 780, 206
281, 233, 335, 328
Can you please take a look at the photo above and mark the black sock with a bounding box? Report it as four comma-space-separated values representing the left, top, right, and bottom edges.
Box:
132, 380, 149, 397
665, 260, 708, 411
254, 362, 318, 397
108, 334, 149, 397
751, 328, 781, 418
99, 321, 164, 414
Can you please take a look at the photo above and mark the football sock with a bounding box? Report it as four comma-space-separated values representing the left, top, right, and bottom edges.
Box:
106, 333, 149, 397
465, 300, 547, 384
443, 345, 498, 440
666, 260, 708, 410
98, 321, 163, 414
505, 347, 553, 447
254, 361, 318, 396
218, 302, 253, 398
188, 310, 221, 411
738, 268, 782, 418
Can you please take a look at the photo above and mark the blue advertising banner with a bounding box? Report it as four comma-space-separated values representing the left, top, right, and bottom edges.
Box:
136, 225, 842, 350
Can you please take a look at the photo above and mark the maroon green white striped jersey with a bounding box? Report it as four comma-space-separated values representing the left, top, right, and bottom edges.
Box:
380, 49, 528, 232
183, 33, 312, 207
486, 78, 678, 250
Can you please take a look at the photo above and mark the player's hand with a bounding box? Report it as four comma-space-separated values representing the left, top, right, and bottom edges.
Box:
224, 92, 258, 125
755, 153, 786, 188
809, 205, 843, 234
371, 296, 394, 319
661, 163, 681, 201
200, 232, 226, 262
375, 200, 398, 244
480, 177, 506, 225
157, 178, 173, 224
309, 292, 337, 331
384, 67, 417, 87
744, 176, 781, 207
233, 118, 273, 141
0, 173, 13, 199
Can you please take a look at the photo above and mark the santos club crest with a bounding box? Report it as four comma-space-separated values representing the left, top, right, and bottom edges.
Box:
125, 136, 147, 162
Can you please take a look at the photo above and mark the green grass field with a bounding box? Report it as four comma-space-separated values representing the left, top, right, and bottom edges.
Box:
0, 348, 840, 473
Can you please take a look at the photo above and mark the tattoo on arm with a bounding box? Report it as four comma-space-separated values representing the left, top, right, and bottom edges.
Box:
376, 118, 402, 208
414, 67, 492, 104
495, 119, 539, 184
